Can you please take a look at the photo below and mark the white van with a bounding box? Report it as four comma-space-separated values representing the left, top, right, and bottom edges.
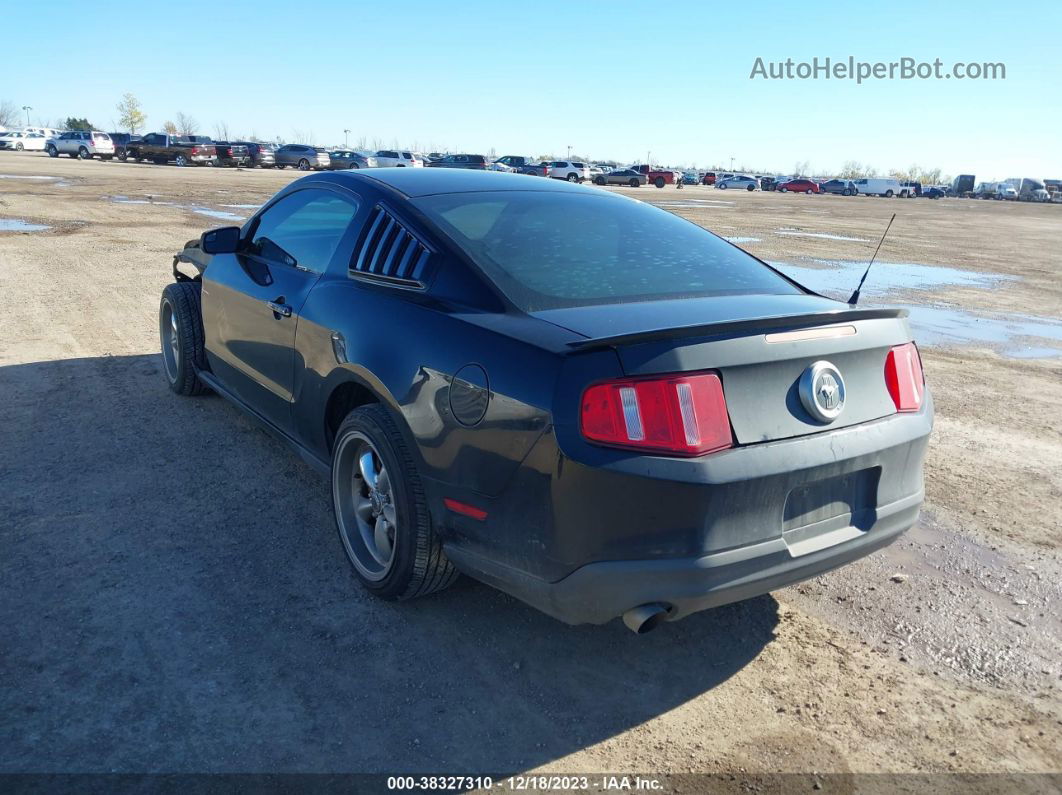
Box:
852, 177, 908, 197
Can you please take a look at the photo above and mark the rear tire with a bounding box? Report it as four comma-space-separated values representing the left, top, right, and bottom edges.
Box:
654, 177, 666, 188
629, 178, 640, 187
15, 143, 23, 151
78, 147, 90, 159
298, 158, 310, 170
174, 154, 188, 167
159, 282, 209, 396
331, 405, 459, 601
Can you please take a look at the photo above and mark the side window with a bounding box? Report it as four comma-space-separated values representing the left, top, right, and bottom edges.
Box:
249, 189, 358, 274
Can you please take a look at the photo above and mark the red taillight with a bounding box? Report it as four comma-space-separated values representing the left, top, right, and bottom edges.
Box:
581, 372, 732, 456
885, 342, 925, 412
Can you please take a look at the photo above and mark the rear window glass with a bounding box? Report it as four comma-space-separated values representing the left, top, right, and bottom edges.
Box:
414, 191, 802, 311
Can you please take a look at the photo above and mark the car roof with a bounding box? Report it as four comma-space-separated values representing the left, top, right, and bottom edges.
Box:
333, 167, 595, 197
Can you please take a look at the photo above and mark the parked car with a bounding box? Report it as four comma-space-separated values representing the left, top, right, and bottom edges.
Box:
161, 168, 932, 633
631, 164, 681, 189
0, 130, 47, 151
232, 141, 276, 168
45, 130, 116, 160
328, 150, 377, 170
851, 178, 907, 197
108, 132, 143, 161
716, 175, 759, 191
759, 176, 779, 192
778, 178, 821, 194
124, 133, 216, 166
275, 144, 331, 170
375, 150, 423, 168
701, 172, 717, 186
427, 154, 489, 170
494, 155, 550, 176
681, 172, 700, 185
900, 180, 922, 198
923, 187, 946, 199
820, 179, 858, 196
593, 168, 648, 187
213, 141, 251, 167
549, 161, 592, 183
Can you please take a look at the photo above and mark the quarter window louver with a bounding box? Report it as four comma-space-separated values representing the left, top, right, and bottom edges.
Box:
351, 206, 431, 286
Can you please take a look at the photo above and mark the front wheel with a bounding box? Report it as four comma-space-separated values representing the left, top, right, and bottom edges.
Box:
47, 145, 58, 158
594, 176, 606, 185
653, 177, 665, 188
884, 190, 894, 197
779, 187, 788, 193
331, 405, 458, 600
159, 282, 209, 396
718, 183, 727, 189
842, 188, 851, 196
15, 143, 23, 151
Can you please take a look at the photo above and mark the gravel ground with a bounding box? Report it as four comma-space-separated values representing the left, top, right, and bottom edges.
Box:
1, 154, 1059, 777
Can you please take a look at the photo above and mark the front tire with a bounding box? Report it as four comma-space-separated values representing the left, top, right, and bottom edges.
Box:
332, 405, 458, 600
594, 175, 606, 185
47, 145, 58, 157
159, 282, 209, 396
15, 143, 23, 151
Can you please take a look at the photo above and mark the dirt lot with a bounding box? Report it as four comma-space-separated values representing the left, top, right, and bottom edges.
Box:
1, 154, 1059, 780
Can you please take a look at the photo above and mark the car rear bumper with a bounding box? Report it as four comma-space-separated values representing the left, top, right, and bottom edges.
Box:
442, 395, 932, 625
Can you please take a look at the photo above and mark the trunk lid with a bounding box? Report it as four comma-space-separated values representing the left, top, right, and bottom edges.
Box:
536, 294, 912, 444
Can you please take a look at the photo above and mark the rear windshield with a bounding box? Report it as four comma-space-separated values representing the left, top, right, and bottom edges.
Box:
413, 191, 802, 311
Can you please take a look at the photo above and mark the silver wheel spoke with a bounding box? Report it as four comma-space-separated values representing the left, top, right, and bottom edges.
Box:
372, 516, 393, 564
354, 496, 375, 523
376, 467, 391, 498
382, 502, 396, 526
358, 451, 378, 489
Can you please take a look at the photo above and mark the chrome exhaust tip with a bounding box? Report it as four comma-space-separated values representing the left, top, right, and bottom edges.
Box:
622, 603, 670, 634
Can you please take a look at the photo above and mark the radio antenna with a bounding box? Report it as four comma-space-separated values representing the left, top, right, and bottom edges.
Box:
848, 213, 896, 305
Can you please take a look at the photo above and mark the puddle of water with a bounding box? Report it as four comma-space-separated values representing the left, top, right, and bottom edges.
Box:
776, 229, 869, 242
773, 259, 1012, 296
770, 259, 1061, 358
0, 175, 60, 180
105, 195, 151, 204
0, 218, 50, 232
724, 236, 761, 243
189, 207, 247, 222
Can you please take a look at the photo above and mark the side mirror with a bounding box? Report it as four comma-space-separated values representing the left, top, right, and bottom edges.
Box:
201, 226, 241, 255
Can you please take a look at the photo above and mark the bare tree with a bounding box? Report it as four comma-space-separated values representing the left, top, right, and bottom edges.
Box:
0, 99, 19, 128
163, 120, 178, 135
174, 111, 198, 136
291, 129, 314, 145
116, 93, 146, 134
214, 121, 230, 141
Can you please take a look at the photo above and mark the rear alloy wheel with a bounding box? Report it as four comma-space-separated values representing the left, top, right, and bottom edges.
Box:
348, 162, 360, 169
77, 147, 90, 159
46, 145, 58, 157
806, 189, 813, 194
629, 178, 640, 188
654, 177, 666, 189
885, 190, 894, 198
780, 187, 788, 193
159, 282, 209, 396
298, 158, 310, 171
842, 188, 851, 196
15, 143, 23, 151
332, 405, 458, 600
566, 173, 579, 182
174, 154, 188, 167
718, 183, 727, 189
747, 184, 755, 191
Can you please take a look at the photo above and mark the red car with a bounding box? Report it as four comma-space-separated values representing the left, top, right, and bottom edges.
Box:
701, 171, 717, 186
778, 179, 821, 194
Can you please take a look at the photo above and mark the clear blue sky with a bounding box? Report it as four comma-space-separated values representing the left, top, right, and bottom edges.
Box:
6, 0, 1059, 179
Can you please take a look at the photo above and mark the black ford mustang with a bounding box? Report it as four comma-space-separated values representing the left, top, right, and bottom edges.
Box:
162, 169, 932, 633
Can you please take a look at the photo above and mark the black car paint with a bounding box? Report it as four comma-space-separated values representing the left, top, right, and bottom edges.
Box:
184, 169, 930, 623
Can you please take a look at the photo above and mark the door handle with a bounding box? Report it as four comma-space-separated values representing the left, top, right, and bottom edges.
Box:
267, 299, 292, 318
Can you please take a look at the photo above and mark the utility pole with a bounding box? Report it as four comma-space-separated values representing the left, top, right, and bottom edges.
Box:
344, 129, 350, 148
567, 145, 572, 160
647, 150, 651, 166
22, 106, 32, 127
730, 155, 735, 171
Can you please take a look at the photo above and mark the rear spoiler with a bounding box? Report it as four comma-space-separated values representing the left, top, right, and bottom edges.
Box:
566, 307, 908, 351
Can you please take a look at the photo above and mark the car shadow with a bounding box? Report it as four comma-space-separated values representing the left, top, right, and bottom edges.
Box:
0, 354, 779, 774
